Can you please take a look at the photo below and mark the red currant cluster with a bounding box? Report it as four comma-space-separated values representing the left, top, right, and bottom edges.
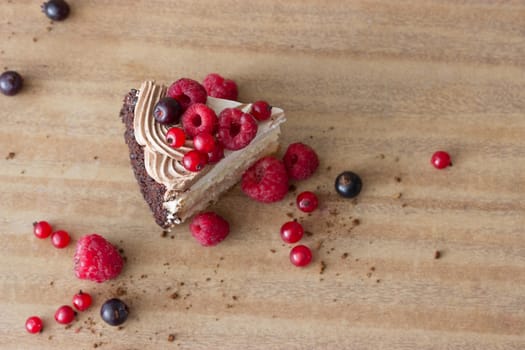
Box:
25, 290, 92, 334
33, 220, 71, 248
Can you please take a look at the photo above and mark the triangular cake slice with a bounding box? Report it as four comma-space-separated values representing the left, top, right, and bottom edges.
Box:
120, 80, 286, 228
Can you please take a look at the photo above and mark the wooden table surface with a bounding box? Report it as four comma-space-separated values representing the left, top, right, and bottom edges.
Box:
1, 1, 524, 349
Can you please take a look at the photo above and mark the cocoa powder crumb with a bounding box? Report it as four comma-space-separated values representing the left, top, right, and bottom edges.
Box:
286, 212, 294, 218
341, 253, 348, 259
168, 334, 176, 342
270, 249, 276, 253
161, 231, 168, 238
232, 295, 238, 301
376, 279, 381, 283
93, 155, 99, 160
170, 292, 179, 299
5, 152, 15, 160
319, 261, 326, 274
352, 218, 360, 226
394, 176, 402, 182
304, 230, 313, 237
434, 250, 441, 259
370, 266, 375, 271
288, 184, 297, 192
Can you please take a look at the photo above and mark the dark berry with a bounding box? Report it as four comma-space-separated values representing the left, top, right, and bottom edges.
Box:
241, 156, 289, 203
72, 290, 92, 311
33, 221, 52, 239
25, 316, 43, 334
51, 230, 70, 248
335, 171, 362, 198
431, 151, 451, 169
100, 298, 129, 326
153, 97, 182, 125
207, 142, 225, 164
190, 212, 230, 246
54, 305, 76, 325
202, 73, 238, 100
290, 245, 312, 267
217, 108, 258, 150
166, 127, 186, 148
167, 78, 207, 110
296, 191, 319, 213
193, 133, 216, 153
182, 150, 208, 172
181, 103, 218, 138
280, 221, 304, 244
250, 101, 272, 121
0, 71, 23, 96
41, 0, 70, 21
283, 143, 319, 180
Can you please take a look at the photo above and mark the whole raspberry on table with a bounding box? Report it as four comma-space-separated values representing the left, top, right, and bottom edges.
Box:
74, 234, 124, 283
190, 212, 230, 246
167, 78, 207, 110
241, 156, 289, 203
202, 73, 238, 100
217, 108, 258, 150
283, 142, 319, 180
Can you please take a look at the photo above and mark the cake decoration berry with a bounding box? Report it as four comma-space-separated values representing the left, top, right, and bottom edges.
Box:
74, 234, 124, 283
217, 108, 258, 150
431, 151, 451, 169
166, 127, 186, 148
33, 221, 53, 239
25, 316, 43, 334
167, 78, 207, 110
202, 73, 238, 100
335, 171, 362, 198
41, 0, 70, 21
181, 103, 218, 138
182, 150, 208, 172
189, 212, 230, 246
289, 245, 312, 267
72, 290, 93, 311
207, 142, 225, 164
0, 71, 23, 96
54, 305, 76, 325
51, 230, 70, 248
153, 97, 182, 125
241, 156, 289, 203
193, 133, 216, 153
296, 191, 319, 213
100, 298, 129, 326
280, 221, 304, 244
283, 143, 319, 180
250, 101, 272, 121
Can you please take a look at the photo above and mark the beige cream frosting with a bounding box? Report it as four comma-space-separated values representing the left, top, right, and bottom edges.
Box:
133, 80, 285, 201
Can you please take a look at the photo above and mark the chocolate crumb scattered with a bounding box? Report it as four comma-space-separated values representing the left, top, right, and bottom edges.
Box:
326, 166, 332, 171
341, 252, 348, 259
226, 304, 233, 309
270, 249, 276, 253
32, 37, 38, 42
5, 152, 15, 160
205, 277, 211, 282
170, 235, 175, 239
304, 230, 313, 237
352, 218, 360, 226
118, 326, 124, 330
114, 286, 127, 296
140, 274, 148, 279
168, 334, 176, 342
329, 208, 339, 216
394, 176, 402, 182
65, 324, 73, 329
46, 26, 52, 32
286, 212, 294, 218
179, 282, 185, 286
376, 279, 381, 283
378, 153, 385, 159
401, 203, 408, 208
50, 281, 54, 286
434, 250, 441, 259
93, 155, 99, 160
395, 157, 400, 162
232, 295, 238, 301
370, 266, 375, 271
319, 261, 326, 274
161, 231, 168, 238
288, 184, 297, 192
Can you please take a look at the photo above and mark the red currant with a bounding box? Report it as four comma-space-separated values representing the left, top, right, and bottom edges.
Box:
289, 245, 312, 267
182, 150, 208, 172
431, 151, 451, 169
208, 142, 225, 164
51, 230, 70, 248
296, 191, 319, 213
54, 305, 76, 325
25, 316, 43, 334
193, 133, 216, 153
72, 290, 93, 311
166, 127, 186, 148
33, 221, 52, 239
250, 100, 272, 121
280, 221, 304, 244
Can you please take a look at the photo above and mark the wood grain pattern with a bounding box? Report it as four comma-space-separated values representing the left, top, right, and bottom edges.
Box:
1, 1, 524, 349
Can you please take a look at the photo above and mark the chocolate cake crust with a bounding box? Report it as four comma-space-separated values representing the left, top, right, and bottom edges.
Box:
120, 89, 169, 228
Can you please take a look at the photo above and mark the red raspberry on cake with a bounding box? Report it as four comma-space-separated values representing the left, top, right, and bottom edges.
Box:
283, 142, 319, 180
190, 212, 230, 246
74, 234, 124, 283
202, 73, 238, 100
217, 108, 258, 150
181, 103, 218, 138
167, 78, 207, 110
241, 156, 289, 203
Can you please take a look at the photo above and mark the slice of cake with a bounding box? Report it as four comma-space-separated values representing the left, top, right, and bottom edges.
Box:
120, 80, 285, 228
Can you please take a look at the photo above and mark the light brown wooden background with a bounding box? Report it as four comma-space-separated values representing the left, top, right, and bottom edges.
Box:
1, 1, 524, 349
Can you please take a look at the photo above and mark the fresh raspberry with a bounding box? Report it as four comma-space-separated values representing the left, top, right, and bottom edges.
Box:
181, 103, 218, 138
241, 156, 289, 203
190, 212, 230, 247
202, 73, 238, 100
208, 142, 225, 163
283, 142, 319, 180
217, 108, 258, 150
74, 234, 124, 283
167, 78, 207, 110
